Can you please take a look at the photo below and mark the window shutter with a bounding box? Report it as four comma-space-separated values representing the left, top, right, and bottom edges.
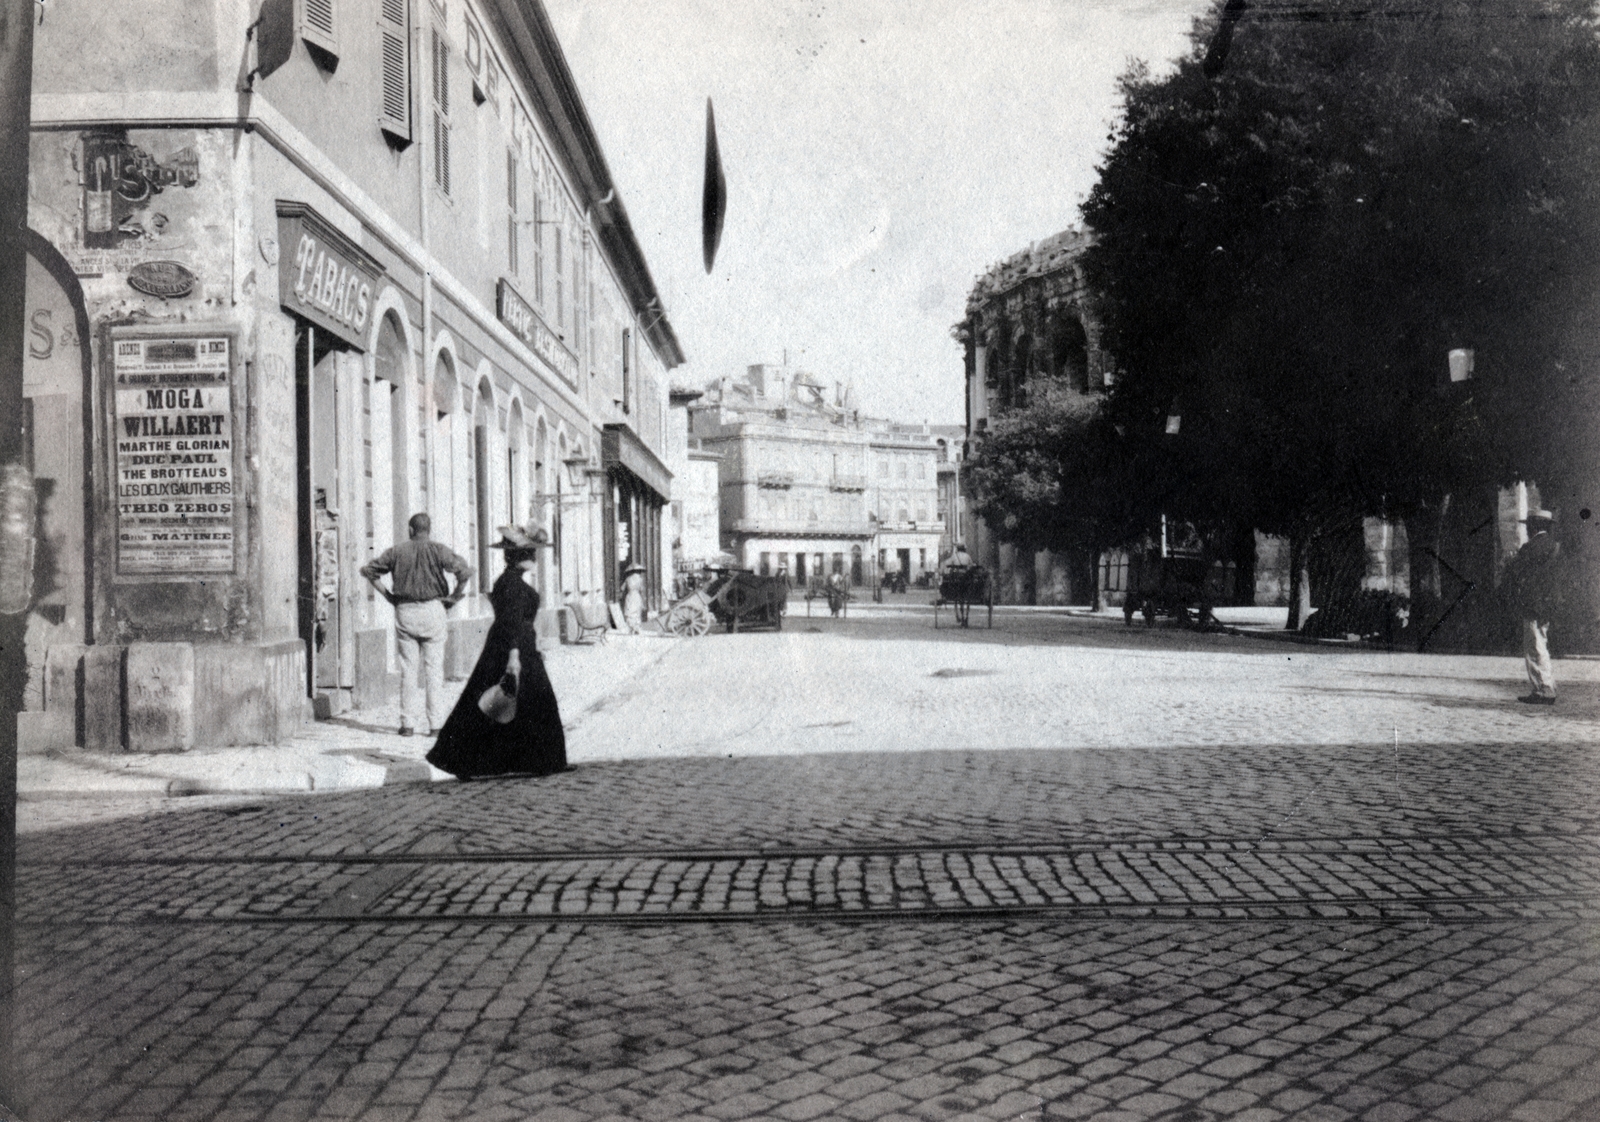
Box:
433, 113, 451, 194
430, 28, 450, 194
432, 30, 449, 115
377, 0, 411, 145
299, 0, 338, 62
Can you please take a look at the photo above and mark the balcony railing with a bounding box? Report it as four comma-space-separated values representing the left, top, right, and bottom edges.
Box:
756, 471, 795, 489
829, 473, 868, 492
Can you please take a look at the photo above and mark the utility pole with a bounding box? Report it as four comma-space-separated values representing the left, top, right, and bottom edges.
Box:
0, 0, 36, 1109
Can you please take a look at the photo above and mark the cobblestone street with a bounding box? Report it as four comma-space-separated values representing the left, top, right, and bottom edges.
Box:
16, 613, 1600, 1121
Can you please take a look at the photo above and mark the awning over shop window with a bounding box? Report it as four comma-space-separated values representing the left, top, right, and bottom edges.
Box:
602, 423, 672, 500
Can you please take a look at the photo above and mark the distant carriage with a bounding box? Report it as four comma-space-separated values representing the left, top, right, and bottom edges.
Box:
934, 566, 993, 629
1122, 521, 1217, 629
665, 569, 787, 635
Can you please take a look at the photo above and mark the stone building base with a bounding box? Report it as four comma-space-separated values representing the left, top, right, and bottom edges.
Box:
21, 640, 307, 753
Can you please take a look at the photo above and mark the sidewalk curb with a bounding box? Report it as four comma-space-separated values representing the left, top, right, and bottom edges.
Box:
19, 639, 668, 801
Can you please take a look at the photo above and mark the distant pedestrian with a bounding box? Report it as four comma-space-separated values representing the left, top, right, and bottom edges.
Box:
1503, 509, 1562, 705
622, 563, 647, 633
427, 525, 567, 779
826, 569, 847, 616
360, 513, 474, 736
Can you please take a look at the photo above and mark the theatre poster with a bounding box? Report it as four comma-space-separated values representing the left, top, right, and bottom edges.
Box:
112, 334, 237, 575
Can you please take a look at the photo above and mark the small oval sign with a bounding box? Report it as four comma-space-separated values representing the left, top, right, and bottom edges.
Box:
127, 260, 197, 299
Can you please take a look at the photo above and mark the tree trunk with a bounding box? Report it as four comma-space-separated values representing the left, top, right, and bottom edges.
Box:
1402, 494, 1450, 651
1287, 527, 1312, 631
1232, 522, 1257, 607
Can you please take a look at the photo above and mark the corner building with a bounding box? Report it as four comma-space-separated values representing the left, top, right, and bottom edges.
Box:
22, 0, 683, 749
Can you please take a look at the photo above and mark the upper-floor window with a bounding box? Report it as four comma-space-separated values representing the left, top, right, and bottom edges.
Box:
576, 240, 587, 358
430, 28, 451, 195
586, 245, 596, 371
505, 150, 519, 273
532, 193, 544, 302
377, 0, 411, 145
621, 327, 632, 414
554, 228, 564, 334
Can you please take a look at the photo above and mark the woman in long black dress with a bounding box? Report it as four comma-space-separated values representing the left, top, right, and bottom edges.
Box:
426, 525, 567, 779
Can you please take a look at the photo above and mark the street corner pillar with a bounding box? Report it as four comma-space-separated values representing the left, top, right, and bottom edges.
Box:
125, 641, 194, 751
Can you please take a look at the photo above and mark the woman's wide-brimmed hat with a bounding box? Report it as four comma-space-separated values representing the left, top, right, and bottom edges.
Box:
1522, 509, 1557, 524
623, 562, 647, 574
491, 524, 554, 550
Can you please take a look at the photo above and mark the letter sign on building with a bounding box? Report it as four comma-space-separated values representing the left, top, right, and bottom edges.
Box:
112, 334, 237, 575
276, 201, 385, 351
497, 277, 579, 390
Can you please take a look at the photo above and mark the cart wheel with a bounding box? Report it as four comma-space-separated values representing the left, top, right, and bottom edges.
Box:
665, 608, 688, 636
689, 608, 711, 637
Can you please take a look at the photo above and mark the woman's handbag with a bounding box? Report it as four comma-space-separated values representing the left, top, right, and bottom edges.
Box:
477, 648, 521, 724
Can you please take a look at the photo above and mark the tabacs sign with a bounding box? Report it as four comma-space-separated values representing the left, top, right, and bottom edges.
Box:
276, 201, 385, 351
497, 278, 579, 390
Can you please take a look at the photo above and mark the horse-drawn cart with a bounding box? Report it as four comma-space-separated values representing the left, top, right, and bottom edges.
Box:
665, 569, 787, 635
1122, 545, 1215, 629
934, 566, 993, 629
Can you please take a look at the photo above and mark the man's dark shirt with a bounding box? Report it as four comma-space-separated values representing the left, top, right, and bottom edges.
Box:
361, 538, 473, 602
1503, 531, 1561, 621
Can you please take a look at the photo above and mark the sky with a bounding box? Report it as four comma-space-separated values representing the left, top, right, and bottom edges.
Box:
542, 0, 1212, 425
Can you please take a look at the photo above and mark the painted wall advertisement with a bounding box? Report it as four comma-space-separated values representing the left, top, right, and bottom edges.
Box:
112, 335, 235, 574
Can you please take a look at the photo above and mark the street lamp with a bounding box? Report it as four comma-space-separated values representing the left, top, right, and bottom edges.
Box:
562, 455, 591, 490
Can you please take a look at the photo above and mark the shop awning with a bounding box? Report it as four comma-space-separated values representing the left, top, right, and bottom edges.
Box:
602, 423, 673, 500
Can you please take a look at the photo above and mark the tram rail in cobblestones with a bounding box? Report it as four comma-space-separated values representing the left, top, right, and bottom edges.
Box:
22, 829, 1600, 866
22, 832, 1600, 929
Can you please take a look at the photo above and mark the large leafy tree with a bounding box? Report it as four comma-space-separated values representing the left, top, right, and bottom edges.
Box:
962, 383, 1135, 584
1080, 0, 1600, 631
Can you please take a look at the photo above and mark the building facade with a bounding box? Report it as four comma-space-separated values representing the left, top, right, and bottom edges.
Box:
690, 365, 946, 589
665, 386, 721, 583
20, 0, 682, 749
865, 422, 951, 587
956, 229, 1110, 605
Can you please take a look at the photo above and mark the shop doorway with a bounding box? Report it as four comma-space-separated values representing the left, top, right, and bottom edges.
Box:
296, 324, 355, 700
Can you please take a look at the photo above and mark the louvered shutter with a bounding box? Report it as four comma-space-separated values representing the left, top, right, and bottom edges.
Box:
434, 114, 451, 195
377, 0, 411, 145
299, 0, 338, 61
431, 29, 450, 194
436, 33, 450, 114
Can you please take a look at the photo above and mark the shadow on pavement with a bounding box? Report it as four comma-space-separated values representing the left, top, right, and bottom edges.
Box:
770, 607, 1372, 657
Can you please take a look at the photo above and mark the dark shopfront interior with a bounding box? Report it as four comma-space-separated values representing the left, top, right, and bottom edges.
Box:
601, 424, 670, 617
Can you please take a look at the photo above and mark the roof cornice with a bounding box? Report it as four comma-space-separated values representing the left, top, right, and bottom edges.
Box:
485, 0, 686, 368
